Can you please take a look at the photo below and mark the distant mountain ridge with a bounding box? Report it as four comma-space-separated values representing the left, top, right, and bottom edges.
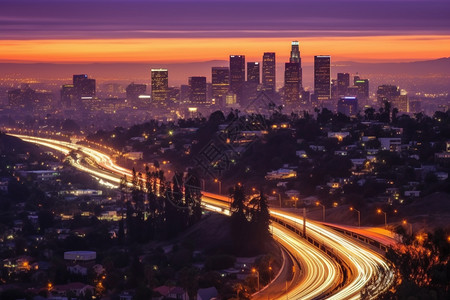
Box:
1, 58, 449, 93
332, 57, 450, 75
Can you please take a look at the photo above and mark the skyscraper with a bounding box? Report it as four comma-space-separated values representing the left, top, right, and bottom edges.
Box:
377, 85, 408, 112
337, 96, 358, 117
284, 62, 301, 105
212, 67, 229, 105
284, 41, 303, 105
61, 84, 76, 108
229, 55, 245, 102
377, 85, 399, 105
290, 41, 300, 63
126, 83, 147, 107
314, 56, 331, 101
73, 74, 96, 98
189, 76, 207, 105
337, 73, 350, 96
354, 78, 369, 102
262, 52, 276, 93
247, 62, 260, 84
151, 69, 168, 105
290, 41, 302, 89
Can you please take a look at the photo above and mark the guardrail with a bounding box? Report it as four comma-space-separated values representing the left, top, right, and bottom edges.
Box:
323, 224, 390, 253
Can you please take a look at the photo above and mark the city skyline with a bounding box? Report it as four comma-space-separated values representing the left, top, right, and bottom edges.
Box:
1, 0, 450, 63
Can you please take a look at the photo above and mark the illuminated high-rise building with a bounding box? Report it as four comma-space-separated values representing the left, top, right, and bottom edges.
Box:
126, 83, 147, 108
8, 85, 36, 110
337, 73, 350, 96
354, 78, 369, 100
284, 41, 303, 105
337, 96, 358, 117
188, 76, 207, 105
151, 68, 169, 105
247, 62, 260, 84
290, 41, 302, 89
314, 56, 331, 101
377, 85, 399, 105
284, 62, 301, 105
61, 84, 76, 108
229, 55, 245, 102
73, 74, 96, 98
262, 52, 276, 92
212, 67, 229, 105
378, 85, 409, 112
290, 41, 300, 63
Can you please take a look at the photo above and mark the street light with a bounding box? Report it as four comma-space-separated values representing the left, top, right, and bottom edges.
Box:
214, 178, 222, 194
316, 201, 325, 222
402, 219, 412, 235
200, 178, 205, 190
350, 207, 361, 227
377, 209, 387, 229
272, 191, 282, 208
252, 268, 260, 290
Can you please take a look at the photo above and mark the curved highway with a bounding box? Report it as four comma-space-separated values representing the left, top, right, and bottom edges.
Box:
10, 133, 395, 299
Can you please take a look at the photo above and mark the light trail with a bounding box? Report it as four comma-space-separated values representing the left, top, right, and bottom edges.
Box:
271, 211, 395, 299
11, 133, 395, 299
271, 224, 339, 300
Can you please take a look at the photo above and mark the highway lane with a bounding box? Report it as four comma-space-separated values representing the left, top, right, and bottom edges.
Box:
271, 211, 395, 299
11, 133, 395, 299
268, 224, 340, 300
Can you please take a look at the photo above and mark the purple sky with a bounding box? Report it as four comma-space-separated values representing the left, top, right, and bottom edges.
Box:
1, 0, 450, 40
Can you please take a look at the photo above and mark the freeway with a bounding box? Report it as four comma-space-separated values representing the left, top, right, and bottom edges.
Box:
10, 133, 395, 299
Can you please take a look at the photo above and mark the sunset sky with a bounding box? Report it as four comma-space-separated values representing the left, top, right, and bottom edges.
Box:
1, 0, 450, 64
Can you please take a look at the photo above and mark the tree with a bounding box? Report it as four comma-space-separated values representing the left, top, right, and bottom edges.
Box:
254, 191, 271, 243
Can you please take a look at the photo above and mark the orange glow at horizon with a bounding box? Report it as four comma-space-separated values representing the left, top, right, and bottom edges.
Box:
1, 35, 450, 63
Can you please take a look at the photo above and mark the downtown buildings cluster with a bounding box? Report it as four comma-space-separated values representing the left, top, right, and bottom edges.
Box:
1, 41, 433, 130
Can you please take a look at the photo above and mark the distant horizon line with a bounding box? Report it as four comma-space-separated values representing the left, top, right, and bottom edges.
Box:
1, 57, 448, 65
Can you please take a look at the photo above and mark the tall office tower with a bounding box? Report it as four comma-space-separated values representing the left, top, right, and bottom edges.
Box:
180, 85, 191, 103
229, 55, 245, 102
314, 55, 331, 101
73, 74, 96, 98
168, 87, 181, 104
284, 62, 301, 105
262, 52, 276, 92
8, 85, 36, 110
337, 96, 358, 117
377, 85, 399, 105
247, 62, 260, 84
61, 84, 76, 108
290, 41, 302, 89
354, 78, 369, 103
290, 41, 300, 63
212, 67, 229, 106
151, 69, 169, 105
126, 83, 147, 107
337, 73, 350, 96
391, 94, 409, 113
189, 76, 207, 105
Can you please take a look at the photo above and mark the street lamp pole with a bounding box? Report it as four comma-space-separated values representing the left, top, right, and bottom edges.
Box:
200, 179, 205, 190
252, 268, 260, 290
377, 209, 387, 229
316, 202, 325, 222
402, 220, 413, 235
273, 191, 282, 208
214, 178, 222, 194
350, 207, 361, 227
